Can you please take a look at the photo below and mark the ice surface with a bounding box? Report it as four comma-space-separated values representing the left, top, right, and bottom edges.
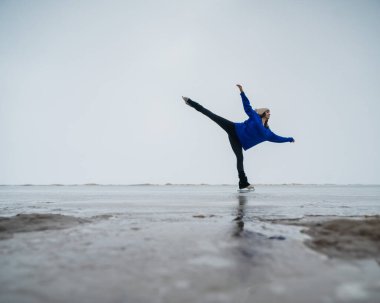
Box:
0, 185, 379, 303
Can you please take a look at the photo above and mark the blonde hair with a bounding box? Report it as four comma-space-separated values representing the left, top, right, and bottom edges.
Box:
259, 112, 269, 128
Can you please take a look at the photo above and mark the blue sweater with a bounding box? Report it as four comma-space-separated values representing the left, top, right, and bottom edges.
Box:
234, 92, 293, 151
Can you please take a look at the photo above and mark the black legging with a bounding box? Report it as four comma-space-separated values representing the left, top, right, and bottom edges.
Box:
187, 99, 250, 187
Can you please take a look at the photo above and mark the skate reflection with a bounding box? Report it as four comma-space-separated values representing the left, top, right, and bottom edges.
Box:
232, 194, 247, 237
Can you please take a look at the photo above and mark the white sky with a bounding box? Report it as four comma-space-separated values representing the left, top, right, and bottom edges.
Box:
1, 0, 380, 185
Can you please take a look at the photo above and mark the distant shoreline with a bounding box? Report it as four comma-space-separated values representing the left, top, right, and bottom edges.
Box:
0, 183, 379, 187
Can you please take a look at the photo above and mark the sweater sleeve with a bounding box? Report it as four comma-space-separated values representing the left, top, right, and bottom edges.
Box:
240, 92, 257, 118
267, 129, 293, 143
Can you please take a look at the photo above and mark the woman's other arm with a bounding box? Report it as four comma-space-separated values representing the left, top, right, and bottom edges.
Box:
267, 129, 295, 143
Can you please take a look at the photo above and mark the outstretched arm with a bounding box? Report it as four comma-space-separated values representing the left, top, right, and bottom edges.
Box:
236, 84, 256, 118
267, 129, 295, 143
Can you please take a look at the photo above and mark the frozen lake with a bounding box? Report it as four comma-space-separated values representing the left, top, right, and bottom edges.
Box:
0, 185, 379, 303
1, 184, 379, 218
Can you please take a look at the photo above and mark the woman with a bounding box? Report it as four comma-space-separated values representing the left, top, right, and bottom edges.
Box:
182, 84, 295, 191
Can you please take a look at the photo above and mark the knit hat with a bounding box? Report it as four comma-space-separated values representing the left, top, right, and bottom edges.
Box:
255, 108, 270, 116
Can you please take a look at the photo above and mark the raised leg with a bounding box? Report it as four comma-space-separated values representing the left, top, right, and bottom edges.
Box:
186, 99, 234, 134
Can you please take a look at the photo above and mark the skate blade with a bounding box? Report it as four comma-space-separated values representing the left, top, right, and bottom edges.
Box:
237, 188, 255, 193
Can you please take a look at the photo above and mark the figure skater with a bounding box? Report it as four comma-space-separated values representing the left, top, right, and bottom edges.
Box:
182, 84, 295, 191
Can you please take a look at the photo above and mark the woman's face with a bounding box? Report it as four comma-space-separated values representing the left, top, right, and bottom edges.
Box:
265, 110, 271, 119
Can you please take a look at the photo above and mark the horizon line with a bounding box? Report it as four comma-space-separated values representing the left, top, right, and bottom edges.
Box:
1, 183, 380, 187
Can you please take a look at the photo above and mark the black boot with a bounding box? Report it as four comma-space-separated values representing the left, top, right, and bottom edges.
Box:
238, 171, 250, 189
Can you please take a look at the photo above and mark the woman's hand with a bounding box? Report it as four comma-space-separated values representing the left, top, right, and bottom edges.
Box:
289, 137, 295, 143
236, 84, 243, 93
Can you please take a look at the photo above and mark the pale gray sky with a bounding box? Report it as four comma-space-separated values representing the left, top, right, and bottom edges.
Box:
1, 0, 380, 185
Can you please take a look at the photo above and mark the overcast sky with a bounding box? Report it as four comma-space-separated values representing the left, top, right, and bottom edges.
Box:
1, 0, 380, 185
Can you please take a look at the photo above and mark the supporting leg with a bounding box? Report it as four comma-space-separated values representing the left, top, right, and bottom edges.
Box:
228, 133, 250, 189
